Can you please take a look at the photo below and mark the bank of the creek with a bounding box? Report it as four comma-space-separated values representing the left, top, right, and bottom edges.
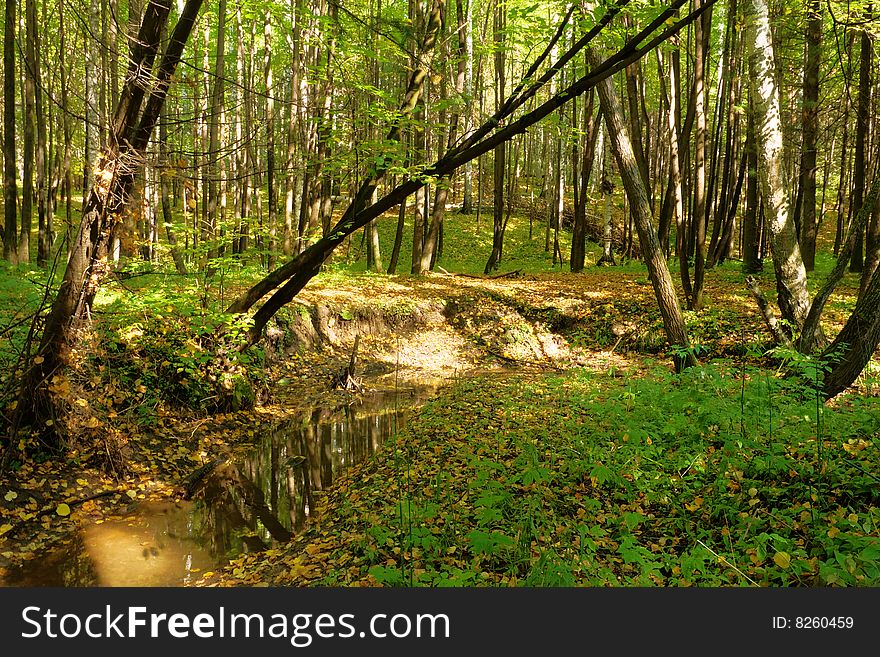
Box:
1, 386, 440, 586
0, 277, 643, 587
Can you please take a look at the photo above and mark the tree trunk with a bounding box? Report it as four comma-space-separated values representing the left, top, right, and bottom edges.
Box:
265, 14, 276, 263
742, 104, 761, 273
796, 0, 821, 271
690, 0, 711, 310
850, 28, 871, 275
591, 50, 696, 372
18, 0, 203, 439
484, 2, 506, 274
744, 0, 811, 332
857, 26, 877, 294
460, 0, 474, 214
571, 91, 599, 272
204, 0, 226, 270
2, 0, 16, 262
160, 111, 188, 275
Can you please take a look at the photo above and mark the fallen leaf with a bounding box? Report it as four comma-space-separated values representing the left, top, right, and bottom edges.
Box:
773, 552, 791, 569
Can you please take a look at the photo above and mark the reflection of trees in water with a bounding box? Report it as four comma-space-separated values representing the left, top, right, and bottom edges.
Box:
4, 391, 431, 587
232, 393, 418, 544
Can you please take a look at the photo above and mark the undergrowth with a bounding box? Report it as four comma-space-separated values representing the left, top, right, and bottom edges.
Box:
241, 364, 880, 587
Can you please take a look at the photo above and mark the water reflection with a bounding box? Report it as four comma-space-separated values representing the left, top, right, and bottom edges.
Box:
1, 387, 432, 587
240, 391, 421, 539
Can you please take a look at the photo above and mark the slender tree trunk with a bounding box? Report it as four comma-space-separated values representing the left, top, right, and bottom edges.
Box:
850, 27, 871, 275
571, 91, 599, 272
833, 88, 851, 255
2, 0, 16, 262
160, 110, 187, 275
25, 0, 48, 265
205, 0, 227, 269
591, 50, 696, 372
796, 0, 821, 271
690, 0, 711, 310
265, 14, 277, 263
484, 1, 507, 274
857, 25, 877, 294
460, 0, 474, 214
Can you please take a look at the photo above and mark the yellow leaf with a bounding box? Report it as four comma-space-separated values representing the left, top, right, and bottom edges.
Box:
76, 479, 89, 487
33, 355, 44, 365
773, 552, 791, 569
126, 490, 137, 499
56, 503, 71, 517
0, 524, 12, 535
4, 491, 17, 502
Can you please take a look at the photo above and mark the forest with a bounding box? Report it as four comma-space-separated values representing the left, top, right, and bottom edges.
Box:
0, 0, 879, 588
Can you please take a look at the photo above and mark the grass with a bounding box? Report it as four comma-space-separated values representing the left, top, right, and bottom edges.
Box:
224, 363, 880, 587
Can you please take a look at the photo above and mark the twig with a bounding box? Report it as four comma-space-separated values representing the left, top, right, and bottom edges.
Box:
434, 267, 522, 280
695, 539, 760, 586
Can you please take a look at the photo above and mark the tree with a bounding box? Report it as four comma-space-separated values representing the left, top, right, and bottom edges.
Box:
743, 0, 811, 334
19, 0, 205, 438
591, 48, 696, 372
3, 0, 17, 262
795, 0, 822, 271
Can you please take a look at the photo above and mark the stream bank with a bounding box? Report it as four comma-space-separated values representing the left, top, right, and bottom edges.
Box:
0, 269, 741, 586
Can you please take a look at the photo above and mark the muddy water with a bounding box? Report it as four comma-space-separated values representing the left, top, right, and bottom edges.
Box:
2, 388, 435, 587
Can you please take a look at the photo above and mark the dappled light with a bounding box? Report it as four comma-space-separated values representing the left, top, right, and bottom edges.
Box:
1, 0, 879, 596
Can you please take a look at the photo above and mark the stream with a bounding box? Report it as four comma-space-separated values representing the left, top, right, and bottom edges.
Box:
1, 387, 437, 587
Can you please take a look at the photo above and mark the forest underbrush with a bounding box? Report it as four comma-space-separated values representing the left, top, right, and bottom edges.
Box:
1, 211, 878, 586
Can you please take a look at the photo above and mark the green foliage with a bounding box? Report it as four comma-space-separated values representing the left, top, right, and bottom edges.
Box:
295, 365, 880, 586
90, 284, 265, 416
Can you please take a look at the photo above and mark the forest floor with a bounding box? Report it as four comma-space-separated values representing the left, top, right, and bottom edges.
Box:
1, 211, 879, 586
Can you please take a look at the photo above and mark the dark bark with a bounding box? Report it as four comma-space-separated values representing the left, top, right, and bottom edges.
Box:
485, 3, 507, 275
796, 0, 821, 271
3, 0, 17, 262
690, 0, 711, 310
571, 92, 599, 272
850, 29, 871, 275
591, 49, 696, 372
742, 104, 761, 273
18, 0, 204, 438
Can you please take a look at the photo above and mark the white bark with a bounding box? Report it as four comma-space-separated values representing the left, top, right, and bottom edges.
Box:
745, 0, 811, 329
